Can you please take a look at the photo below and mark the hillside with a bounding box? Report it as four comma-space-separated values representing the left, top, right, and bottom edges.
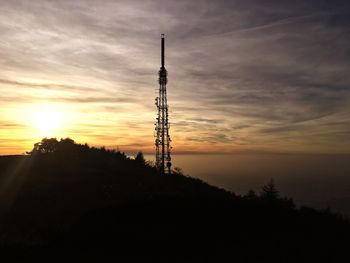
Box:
0, 138, 349, 262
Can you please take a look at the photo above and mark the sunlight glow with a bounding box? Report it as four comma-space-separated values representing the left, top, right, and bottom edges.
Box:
32, 109, 62, 137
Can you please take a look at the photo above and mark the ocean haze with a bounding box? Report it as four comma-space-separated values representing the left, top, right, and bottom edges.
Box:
146, 153, 350, 217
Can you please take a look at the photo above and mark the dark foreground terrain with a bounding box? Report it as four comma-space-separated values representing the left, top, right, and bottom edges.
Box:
0, 138, 349, 262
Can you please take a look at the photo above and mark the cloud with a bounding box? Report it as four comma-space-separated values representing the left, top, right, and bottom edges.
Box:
0, 0, 349, 154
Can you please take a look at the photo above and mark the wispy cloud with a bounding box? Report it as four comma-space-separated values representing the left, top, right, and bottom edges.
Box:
0, 0, 349, 154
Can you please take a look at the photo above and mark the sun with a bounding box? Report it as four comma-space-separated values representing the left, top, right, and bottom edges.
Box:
32, 110, 62, 137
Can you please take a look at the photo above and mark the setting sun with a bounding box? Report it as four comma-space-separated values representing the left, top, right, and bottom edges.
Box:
32, 110, 62, 137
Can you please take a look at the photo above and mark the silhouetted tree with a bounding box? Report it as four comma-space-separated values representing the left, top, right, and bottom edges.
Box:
261, 179, 279, 200
56, 138, 75, 153
246, 189, 258, 200
29, 138, 79, 154
31, 138, 59, 154
135, 152, 146, 165
173, 167, 184, 176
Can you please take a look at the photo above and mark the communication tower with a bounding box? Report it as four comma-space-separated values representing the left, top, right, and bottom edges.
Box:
155, 34, 172, 175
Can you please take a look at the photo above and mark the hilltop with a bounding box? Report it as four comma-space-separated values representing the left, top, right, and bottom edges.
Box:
0, 138, 349, 262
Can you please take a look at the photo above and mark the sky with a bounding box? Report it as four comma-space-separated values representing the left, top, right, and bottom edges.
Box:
0, 0, 350, 154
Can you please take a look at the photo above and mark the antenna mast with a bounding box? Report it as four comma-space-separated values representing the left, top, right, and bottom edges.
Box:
155, 34, 172, 175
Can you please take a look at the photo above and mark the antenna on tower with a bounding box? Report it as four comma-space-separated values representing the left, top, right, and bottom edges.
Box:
161, 33, 165, 68
155, 34, 172, 176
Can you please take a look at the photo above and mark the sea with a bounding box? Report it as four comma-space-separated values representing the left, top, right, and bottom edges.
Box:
144, 153, 350, 217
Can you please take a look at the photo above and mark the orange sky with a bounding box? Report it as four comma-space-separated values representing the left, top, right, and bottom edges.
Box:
0, 1, 350, 155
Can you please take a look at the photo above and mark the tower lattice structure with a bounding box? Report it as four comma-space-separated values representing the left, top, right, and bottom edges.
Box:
155, 34, 172, 175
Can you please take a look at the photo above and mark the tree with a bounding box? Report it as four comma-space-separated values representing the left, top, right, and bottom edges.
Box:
173, 167, 184, 176
261, 179, 279, 200
29, 138, 78, 154
135, 152, 146, 165
246, 189, 258, 200
56, 138, 75, 153
31, 138, 59, 154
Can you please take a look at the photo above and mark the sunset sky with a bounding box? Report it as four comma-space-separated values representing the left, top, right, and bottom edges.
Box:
0, 0, 349, 154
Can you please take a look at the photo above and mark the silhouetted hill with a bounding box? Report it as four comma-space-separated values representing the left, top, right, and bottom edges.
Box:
0, 138, 349, 262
